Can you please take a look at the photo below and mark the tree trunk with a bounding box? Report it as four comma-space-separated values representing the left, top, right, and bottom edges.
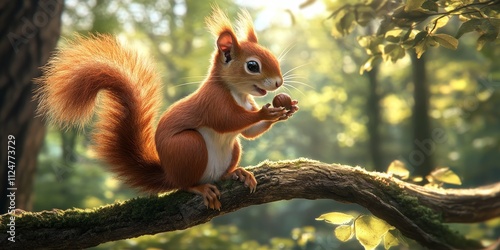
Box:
410, 52, 433, 177
366, 64, 384, 171
0, 0, 64, 213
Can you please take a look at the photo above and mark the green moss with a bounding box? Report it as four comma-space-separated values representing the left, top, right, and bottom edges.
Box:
0, 191, 190, 233
373, 178, 482, 249
254, 158, 319, 168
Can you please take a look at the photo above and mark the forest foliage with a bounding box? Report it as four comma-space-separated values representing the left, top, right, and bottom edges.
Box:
33, 0, 500, 249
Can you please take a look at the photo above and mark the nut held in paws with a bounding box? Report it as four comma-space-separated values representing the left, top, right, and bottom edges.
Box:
272, 93, 293, 110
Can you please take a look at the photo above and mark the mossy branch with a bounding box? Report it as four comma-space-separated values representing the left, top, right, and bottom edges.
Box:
1, 159, 499, 250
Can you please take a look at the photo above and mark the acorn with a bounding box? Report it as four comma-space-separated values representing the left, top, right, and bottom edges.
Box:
272, 93, 293, 110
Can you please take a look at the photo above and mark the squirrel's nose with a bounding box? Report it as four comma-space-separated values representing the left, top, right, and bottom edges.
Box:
275, 79, 282, 88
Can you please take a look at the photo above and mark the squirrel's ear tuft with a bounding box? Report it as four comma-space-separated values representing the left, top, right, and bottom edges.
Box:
206, 7, 236, 40
237, 10, 258, 43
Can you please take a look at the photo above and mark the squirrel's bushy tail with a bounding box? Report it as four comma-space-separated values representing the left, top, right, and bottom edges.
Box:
36, 34, 171, 193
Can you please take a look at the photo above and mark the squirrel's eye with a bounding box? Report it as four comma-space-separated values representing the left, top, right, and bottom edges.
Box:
246, 60, 260, 73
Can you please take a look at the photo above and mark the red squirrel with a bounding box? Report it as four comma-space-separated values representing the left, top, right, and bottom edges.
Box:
35, 8, 298, 210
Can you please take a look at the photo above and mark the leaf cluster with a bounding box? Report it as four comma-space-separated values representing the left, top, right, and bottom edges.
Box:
328, 0, 500, 73
316, 212, 406, 250
386, 160, 462, 187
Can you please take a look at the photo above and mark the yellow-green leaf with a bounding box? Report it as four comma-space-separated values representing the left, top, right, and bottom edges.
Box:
316, 212, 354, 225
429, 16, 450, 31
383, 231, 400, 249
358, 36, 371, 48
359, 56, 381, 75
336, 11, 355, 36
414, 42, 427, 58
430, 167, 462, 185
432, 33, 458, 50
422, 0, 438, 12
355, 5, 375, 26
335, 225, 354, 242
404, 0, 426, 12
355, 215, 394, 250
476, 31, 498, 51
384, 44, 399, 55
412, 176, 424, 182
413, 30, 428, 45
386, 160, 410, 179
456, 19, 483, 38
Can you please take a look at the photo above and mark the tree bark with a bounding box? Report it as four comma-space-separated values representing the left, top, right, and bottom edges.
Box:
1, 160, 498, 250
0, 0, 64, 213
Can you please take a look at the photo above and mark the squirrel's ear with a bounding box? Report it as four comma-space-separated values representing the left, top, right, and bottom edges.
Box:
217, 31, 239, 63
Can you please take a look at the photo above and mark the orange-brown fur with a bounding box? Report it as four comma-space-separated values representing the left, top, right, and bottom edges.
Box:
36, 8, 294, 209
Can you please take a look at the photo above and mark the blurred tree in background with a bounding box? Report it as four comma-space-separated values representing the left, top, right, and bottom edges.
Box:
1, 0, 63, 213
31, 0, 500, 249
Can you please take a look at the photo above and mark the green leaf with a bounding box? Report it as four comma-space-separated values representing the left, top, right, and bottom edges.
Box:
383, 44, 399, 55
339, 11, 356, 35
385, 35, 400, 43
402, 28, 413, 41
316, 212, 355, 225
414, 41, 427, 58
412, 31, 430, 58
335, 225, 354, 242
355, 215, 394, 250
386, 160, 409, 179
421, 0, 438, 12
331, 9, 348, 38
331, 26, 343, 38
430, 167, 462, 185
355, 5, 375, 26
358, 35, 383, 55
358, 36, 372, 49
456, 19, 483, 38
360, 57, 374, 75
432, 33, 458, 50
383, 44, 405, 63
359, 55, 381, 75
391, 46, 405, 62
476, 30, 499, 51
404, 0, 426, 12
429, 16, 450, 32
427, 36, 439, 47
413, 30, 428, 46
377, 18, 396, 36
383, 231, 400, 249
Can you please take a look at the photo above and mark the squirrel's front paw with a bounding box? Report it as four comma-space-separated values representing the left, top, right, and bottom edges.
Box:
279, 100, 299, 121
259, 103, 287, 121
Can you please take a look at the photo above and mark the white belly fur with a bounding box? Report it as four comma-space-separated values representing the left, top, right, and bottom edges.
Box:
197, 127, 239, 183
197, 90, 251, 183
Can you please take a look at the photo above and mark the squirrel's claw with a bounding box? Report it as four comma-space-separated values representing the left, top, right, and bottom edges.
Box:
224, 167, 257, 193
187, 184, 222, 210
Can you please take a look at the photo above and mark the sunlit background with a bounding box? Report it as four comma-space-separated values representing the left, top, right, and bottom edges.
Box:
33, 0, 500, 249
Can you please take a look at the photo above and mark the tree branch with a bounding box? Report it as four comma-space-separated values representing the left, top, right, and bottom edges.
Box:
1, 159, 499, 249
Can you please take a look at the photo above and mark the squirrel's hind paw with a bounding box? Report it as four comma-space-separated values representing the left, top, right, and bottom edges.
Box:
224, 167, 257, 193
187, 184, 222, 210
